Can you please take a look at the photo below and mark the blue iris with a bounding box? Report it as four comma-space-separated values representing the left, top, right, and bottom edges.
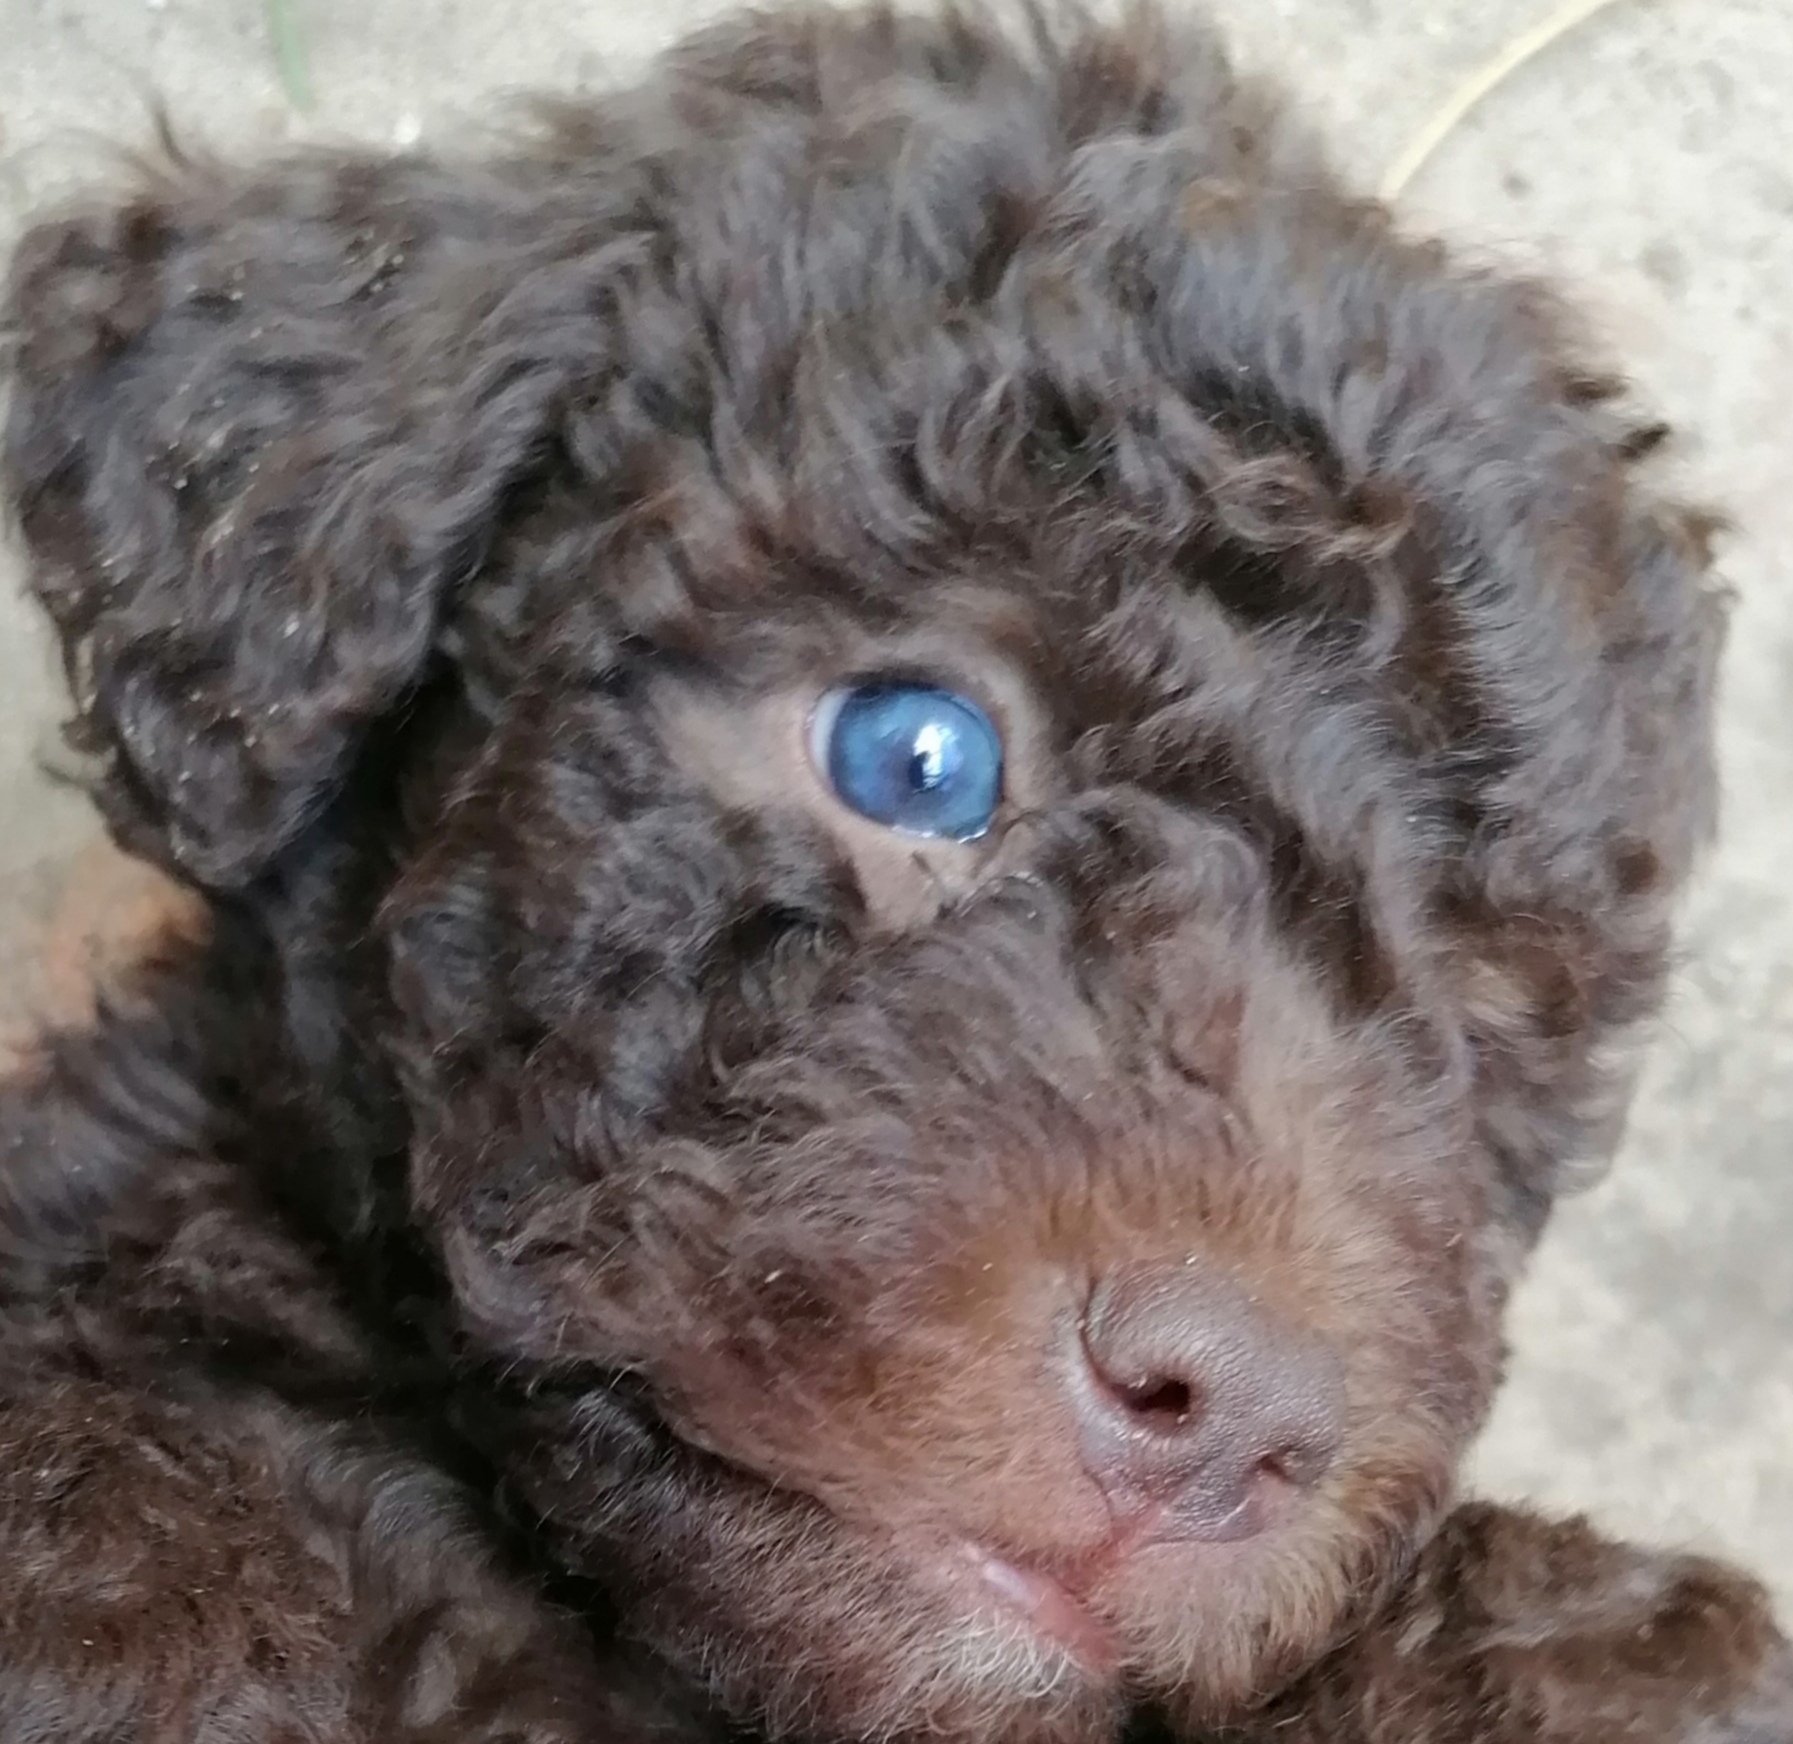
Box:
817, 682, 1003, 841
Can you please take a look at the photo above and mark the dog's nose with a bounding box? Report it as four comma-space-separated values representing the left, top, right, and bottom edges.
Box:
1069, 1265, 1344, 1540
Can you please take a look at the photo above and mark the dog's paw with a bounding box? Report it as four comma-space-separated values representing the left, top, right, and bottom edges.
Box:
1409, 1504, 1792, 1744
1243, 1504, 1793, 1744
1706, 1636, 1793, 1744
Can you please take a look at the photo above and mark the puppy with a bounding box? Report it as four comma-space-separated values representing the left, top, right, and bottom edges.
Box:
1, 5, 1787, 1741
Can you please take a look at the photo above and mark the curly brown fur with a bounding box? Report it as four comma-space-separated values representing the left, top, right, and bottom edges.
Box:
1, 4, 1785, 1742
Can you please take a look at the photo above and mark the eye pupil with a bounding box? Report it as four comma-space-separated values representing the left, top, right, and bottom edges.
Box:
815, 682, 1002, 841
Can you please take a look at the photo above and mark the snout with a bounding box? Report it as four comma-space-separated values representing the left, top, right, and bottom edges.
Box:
1065, 1264, 1345, 1542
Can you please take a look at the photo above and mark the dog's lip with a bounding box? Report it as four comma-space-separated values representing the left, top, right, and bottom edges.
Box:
961, 1546, 1123, 1674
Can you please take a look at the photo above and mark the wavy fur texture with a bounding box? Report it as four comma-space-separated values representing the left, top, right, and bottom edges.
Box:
1, 5, 1786, 1742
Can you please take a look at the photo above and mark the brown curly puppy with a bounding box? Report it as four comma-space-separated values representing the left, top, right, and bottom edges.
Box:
1, 5, 1787, 1742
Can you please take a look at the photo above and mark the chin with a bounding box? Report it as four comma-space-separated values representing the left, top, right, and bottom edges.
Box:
567, 1450, 1441, 1744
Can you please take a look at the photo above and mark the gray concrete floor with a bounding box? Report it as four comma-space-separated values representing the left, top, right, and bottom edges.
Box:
1, 0, 1788, 1611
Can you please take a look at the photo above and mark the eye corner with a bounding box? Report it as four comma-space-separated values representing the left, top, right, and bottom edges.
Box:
805, 684, 851, 772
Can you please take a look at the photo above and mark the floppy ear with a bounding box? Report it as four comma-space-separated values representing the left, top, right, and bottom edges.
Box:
3, 144, 607, 889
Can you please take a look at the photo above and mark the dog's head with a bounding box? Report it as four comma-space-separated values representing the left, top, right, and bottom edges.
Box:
3, 5, 1722, 1739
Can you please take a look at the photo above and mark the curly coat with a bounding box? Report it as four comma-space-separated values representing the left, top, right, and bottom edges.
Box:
1, 5, 1787, 1742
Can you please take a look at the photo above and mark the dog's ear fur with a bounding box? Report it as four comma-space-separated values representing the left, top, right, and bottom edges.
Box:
2, 146, 616, 889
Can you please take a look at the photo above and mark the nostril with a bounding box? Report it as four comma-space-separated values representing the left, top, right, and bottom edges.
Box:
1078, 1318, 1203, 1434
1112, 1374, 1197, 1429
1253, 1449, 1293, 1485
1252, 1418, 1338, 1491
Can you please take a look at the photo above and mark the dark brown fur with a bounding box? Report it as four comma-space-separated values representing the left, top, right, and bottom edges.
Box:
0, 5, 1786, 1741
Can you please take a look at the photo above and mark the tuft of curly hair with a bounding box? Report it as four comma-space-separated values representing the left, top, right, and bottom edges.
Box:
1, 6, 1785, 1742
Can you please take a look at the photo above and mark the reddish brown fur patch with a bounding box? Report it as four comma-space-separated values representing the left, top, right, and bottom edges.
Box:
0, 3, 1780, 1742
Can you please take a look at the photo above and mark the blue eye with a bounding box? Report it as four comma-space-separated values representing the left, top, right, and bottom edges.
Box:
813, 681, 1003, 841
